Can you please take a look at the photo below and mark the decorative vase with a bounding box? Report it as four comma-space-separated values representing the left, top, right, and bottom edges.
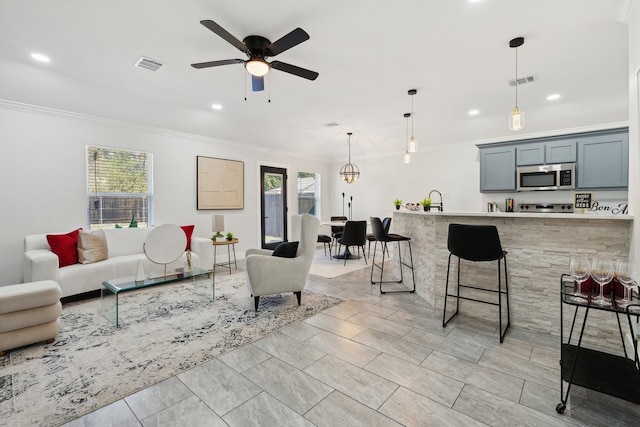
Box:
423, 205, 430, 211
395, 205, 400, 210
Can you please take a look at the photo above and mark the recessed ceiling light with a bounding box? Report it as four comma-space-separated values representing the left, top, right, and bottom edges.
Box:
547, 93, 561, 101
468, 109, 479, 116
30, 53, 50, 63
211, 104, 223, 110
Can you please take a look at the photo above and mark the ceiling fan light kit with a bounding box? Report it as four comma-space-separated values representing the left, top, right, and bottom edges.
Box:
339, 132, 360, 184
508, 37, 525, 131
191, 20, 318, 92
245, 58, 270, 77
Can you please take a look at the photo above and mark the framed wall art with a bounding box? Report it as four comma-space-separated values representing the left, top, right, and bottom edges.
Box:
197, 156, 244, 210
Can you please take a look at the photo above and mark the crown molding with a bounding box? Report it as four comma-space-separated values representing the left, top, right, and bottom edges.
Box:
617, 0, 637, 23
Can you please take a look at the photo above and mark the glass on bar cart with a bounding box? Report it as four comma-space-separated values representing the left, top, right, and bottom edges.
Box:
615, 260, 637, 308
591, 258, 614, 307
568, 254, 591, 302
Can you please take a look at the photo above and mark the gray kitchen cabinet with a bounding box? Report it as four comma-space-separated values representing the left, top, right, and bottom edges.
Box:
546, 140, 577, 163
516, 143, 545, 166
516, 140, 576, 166
576, 132, 628, 189
480, 146, 515, 191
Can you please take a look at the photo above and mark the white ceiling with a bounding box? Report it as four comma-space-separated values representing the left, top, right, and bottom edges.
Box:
0, 0, 630, 162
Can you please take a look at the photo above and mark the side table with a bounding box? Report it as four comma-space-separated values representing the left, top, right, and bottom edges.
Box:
212, 238, 238, 275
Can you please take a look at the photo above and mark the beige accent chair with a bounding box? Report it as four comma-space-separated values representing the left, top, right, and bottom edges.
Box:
245, 214, 320, 311
0, 280, 62, 355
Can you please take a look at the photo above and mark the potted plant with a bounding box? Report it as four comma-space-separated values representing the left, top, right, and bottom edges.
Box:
393, 199, 402, 210
420, 197, 432, 211
225, 232, 234, 241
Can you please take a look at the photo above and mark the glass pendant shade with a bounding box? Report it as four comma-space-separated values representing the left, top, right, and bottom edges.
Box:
245, 58, 270, 76
403, 151, 412, 164
508, 106, 525, 131
408, 136, 417, 153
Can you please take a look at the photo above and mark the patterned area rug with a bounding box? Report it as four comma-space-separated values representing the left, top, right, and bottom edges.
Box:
0, 273, 341, 427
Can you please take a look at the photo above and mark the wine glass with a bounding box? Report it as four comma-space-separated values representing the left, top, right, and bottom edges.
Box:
591, 258, 614, 306
568, 254, 591, 302
615, 260, 637, 308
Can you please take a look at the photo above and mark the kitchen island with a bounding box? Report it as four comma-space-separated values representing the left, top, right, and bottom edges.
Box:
391, 210, 633, 349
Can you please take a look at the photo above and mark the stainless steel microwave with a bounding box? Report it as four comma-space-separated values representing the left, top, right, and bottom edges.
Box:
516, 163, 575, 191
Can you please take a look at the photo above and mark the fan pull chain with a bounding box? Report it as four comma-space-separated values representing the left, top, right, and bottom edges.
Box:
268, 73, 271, 103
244, 71, 247, 101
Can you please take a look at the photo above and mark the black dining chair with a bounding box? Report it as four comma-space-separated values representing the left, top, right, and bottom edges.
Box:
367, 217, 391, 258
369, 217, 415, 294
330, 216, 348, 254
336, 220, 367, 266
442, 223, 510, 343
317, 234, 332, 257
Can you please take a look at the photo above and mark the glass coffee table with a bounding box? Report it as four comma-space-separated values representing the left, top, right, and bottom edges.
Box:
101, 267, 213, 327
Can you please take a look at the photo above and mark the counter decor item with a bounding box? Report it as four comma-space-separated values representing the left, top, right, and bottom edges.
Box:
393, 199, 402, 210
505, 198, 514, 212
420, 198, 432, 211
404, 202, 421, 211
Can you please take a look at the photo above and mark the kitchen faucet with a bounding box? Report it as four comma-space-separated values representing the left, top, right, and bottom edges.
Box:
428, 190, 443, 212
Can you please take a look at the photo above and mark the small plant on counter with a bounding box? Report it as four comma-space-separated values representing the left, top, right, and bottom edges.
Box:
225, 232, 234, 241
420, 197, 432, 211
393, 199, 403, 210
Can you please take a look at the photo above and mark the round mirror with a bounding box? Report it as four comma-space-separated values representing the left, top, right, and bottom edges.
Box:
144, 224, 187, 265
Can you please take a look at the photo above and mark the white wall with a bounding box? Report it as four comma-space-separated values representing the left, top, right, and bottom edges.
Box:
628, 4, 640, 262
0, 103, 333, 285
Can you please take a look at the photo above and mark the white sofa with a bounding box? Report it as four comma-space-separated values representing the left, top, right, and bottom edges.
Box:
23, 227, 213, 298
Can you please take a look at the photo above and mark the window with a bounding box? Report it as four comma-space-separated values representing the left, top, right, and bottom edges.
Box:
87, 146, 153, 230
297, 172, 320, 217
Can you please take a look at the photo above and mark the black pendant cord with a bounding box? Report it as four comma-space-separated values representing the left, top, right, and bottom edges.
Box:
515, 47, 519, 108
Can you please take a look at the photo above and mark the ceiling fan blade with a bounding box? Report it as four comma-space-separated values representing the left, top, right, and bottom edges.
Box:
191, 59, 244, 69
266, 28, 309, 56
252, 75, 265, 92
271, 61, 319, 80
200, 20, 247, 52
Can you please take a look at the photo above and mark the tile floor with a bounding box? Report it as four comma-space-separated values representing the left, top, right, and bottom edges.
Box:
62, 260, 640, 427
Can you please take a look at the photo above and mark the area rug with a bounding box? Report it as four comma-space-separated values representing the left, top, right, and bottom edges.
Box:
309, 248, 372, 278
0, 273, 341, 427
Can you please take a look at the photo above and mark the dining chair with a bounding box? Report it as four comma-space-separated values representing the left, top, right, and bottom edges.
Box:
336, 220, 367, 266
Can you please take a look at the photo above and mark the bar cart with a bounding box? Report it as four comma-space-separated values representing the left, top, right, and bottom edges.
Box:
557, 274, 640, 413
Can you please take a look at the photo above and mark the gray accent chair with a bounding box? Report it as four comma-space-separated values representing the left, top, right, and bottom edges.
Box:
245, 214, 320, 312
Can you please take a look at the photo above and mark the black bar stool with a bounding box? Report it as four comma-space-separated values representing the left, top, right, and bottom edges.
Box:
442, 223, 510, 342
369, 217, 415, 294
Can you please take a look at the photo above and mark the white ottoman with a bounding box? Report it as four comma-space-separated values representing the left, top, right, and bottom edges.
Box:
0, 280, 62, 355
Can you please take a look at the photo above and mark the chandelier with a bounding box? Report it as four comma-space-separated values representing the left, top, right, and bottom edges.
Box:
339, 132, 360, 184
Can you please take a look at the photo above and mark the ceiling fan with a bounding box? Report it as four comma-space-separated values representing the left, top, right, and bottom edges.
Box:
191, 20, 319, 92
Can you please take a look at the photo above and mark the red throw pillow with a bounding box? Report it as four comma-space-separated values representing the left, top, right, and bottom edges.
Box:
46, 228, 82, 267
181, 225, 195, 251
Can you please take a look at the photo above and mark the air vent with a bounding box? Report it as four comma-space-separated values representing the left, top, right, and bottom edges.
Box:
323, 122, 339, 127
134, 56, 164, 72
508, 75, 536, 87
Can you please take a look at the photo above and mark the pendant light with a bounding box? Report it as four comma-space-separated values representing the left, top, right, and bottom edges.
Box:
339, 132, 360, 183
403, 113, 412, 163
508, 37, 525, 131
408, 89, 417, 152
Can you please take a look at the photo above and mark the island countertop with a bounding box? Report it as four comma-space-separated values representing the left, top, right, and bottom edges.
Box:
390, 210, 632, 347
395, 209, 633, 220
